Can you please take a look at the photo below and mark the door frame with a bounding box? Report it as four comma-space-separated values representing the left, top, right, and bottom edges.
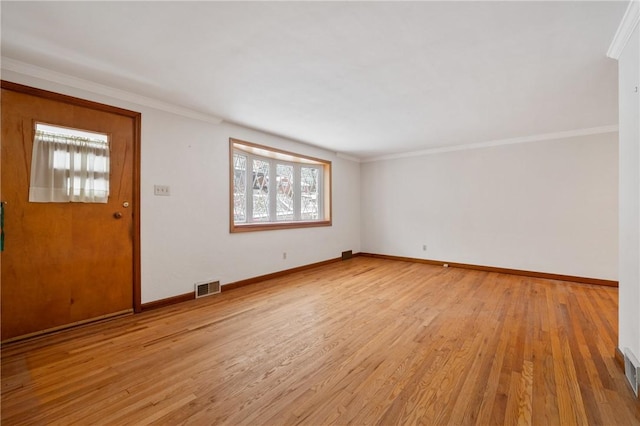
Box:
1, 80, 142, 313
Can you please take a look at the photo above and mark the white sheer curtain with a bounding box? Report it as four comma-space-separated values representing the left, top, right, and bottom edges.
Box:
29, 128, 110, 203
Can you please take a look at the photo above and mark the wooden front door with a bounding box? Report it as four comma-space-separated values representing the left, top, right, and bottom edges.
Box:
1, 82, 141, 341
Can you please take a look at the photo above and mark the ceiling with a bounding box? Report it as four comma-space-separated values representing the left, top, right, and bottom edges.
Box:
1, 1, 627, 160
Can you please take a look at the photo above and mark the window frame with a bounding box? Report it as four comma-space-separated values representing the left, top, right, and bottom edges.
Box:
229, 138, 332, 233
29, 122, 111, 203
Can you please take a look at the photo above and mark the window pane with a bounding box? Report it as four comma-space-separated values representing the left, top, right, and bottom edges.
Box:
276, 164, 294, 221
252, 159, 270, 222
233, 153, 247, 223
29, 123, 110, 203
301, 167, 319, 220
230, 138, 331, 232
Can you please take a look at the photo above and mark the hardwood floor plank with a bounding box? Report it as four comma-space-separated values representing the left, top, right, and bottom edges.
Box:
531, 291, 561, 425
2, 257, 638, 425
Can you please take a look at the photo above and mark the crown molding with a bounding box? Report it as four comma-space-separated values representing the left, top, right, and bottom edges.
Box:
607, 0, 640, 60
336, 152, 361, 163
362, 125, 619, 163
1, 57, 224, 125
0, 58, 620, 164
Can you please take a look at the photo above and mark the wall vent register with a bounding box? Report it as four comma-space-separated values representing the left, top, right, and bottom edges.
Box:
195, 280, 221, 298
624, 348, 640, 397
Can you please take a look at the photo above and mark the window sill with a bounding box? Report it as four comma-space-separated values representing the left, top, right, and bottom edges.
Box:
230, 220, 332, 233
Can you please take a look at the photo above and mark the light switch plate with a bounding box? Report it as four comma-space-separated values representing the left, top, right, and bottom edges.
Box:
154, 185, 170, 196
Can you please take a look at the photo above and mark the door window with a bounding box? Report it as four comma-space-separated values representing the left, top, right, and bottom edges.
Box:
29, 123, 110, 203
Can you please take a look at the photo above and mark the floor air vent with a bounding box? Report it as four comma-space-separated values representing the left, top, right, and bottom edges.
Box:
624, 348, 640, 397
195, 280, 221, 298
342, 250, 353, 260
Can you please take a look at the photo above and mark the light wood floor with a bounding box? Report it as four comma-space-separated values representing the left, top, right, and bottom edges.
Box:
2, 257, 639, 425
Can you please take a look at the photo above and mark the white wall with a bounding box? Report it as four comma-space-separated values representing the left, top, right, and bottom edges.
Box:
1, 70, 361, 303
617, 22, 640, 359
142, 117, 361, 302
361, 133, 619, 280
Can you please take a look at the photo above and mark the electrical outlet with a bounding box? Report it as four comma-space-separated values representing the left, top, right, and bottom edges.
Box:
422, 244, 427, 251
282, 252, 287, 260
154, 185, 170, 196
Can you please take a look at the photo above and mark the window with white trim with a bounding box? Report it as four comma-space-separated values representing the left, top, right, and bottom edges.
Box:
230, 139, 331, 232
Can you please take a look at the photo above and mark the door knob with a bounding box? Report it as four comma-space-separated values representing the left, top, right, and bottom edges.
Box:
113, 212, 123, 219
